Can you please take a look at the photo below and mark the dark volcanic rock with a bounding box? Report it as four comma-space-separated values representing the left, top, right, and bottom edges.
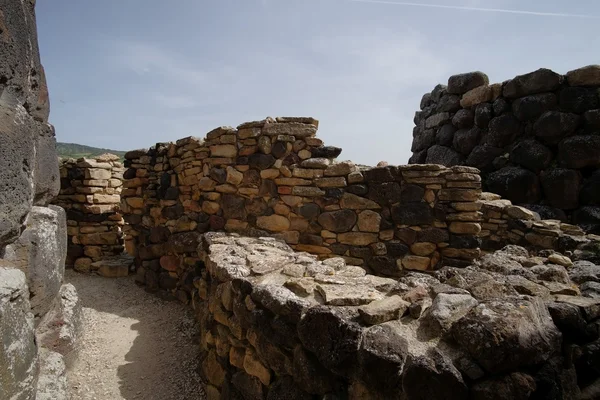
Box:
452, 109, 475, 129
558, 135, 600, 169
534, 111, 580, 145
402, 348, 468, 400
426, 145, 464, 166
541, 169, 582, 210
447, 71, 489, 95
435, 124, 456, 147
511, 93, 557, 121
581, 170, 600, 205
453, 128, 480, 156
311, 146, 342, 159
317, 210, 358, 233
486, 167, 541, 204
487, 114, 521, 147
451, 299, 561, 374
503, 68, 562, 98
560, 87, 599, 113
509, 139, 553, 172
466, 145, 504, 170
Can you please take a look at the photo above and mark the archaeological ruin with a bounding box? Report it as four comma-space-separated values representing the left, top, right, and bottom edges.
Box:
2, 0, 600, 399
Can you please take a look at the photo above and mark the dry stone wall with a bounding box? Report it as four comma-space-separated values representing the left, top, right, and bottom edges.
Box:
121, 118, 484, 294
410, 65, 600, 233
0, 1, 80, 399
54, 155, 126, 275
194, 233, 600, 399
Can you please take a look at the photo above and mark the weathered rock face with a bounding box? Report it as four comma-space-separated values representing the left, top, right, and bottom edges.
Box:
0, 2, 77, 398
0, 266, 39, 400
194, 234, 600, 399
412, 66, 600, 232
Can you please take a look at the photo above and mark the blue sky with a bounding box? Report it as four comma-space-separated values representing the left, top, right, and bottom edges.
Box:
37, 0, 600, 165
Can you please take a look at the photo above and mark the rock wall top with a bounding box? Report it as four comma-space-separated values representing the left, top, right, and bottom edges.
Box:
195, 233, 600, 399
410, 65, 600, 233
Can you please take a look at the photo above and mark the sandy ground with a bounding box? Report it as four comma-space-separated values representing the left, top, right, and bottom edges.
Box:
65, 270, 206, 400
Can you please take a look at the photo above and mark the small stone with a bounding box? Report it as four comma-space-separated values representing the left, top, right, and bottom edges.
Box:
358, 296, 410, 325
410, 242, 437, 256
547, 253, 573, 268
402, 256, 431, 271
357, 210, 381, 233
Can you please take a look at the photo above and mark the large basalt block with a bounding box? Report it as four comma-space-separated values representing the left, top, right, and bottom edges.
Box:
34, 124, 60, 205
0, 266, 39, 400
3, 206, 66, 317
486, 167, 541, 205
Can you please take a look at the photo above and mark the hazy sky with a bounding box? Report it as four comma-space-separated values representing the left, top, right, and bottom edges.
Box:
36, 0, 600, 165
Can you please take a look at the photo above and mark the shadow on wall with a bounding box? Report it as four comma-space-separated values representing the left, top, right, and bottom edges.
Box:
65, 272, 205, 400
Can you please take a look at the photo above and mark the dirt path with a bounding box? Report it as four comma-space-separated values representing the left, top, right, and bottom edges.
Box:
65, 271, 206, 400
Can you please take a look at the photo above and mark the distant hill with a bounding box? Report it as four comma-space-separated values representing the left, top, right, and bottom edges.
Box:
56, 142, 126, 160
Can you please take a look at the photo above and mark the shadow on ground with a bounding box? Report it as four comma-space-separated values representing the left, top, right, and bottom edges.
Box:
65, 271, 205, 400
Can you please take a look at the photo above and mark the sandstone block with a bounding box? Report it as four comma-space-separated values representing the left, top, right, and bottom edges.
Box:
338, 232, 378, 246
257, 215, 291, 232
402, 255, 431, 271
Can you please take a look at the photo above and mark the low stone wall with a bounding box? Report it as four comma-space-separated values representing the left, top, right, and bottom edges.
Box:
478, 192, 600, 253
121, 118, 486, 293
194, 233, 600, 399
410, 65, 600, 232
54, 155, 125, 274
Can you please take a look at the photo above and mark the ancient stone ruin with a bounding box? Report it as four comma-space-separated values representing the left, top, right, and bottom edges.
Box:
118, 116, 600, 398
410, 66, 600, 232
54, 155, 127, 275
0, 1, 81, 399
2, 0, 600, 398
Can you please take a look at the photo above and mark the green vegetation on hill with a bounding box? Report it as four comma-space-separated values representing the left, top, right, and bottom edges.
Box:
56, 142, 126, 160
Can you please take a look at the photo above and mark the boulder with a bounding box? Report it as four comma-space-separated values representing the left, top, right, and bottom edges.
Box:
452, 127, 480, 156
558, 135, 600, 169
411, 129, 436, 152
486, 167, 541, 204
487, 114, 521, 147
566, 65, 600, 86
533, 111, 580, 145
435, 124, 456, 147
35, 349, 67, 400
474, 103, 493, 128
569, 261, 600, 284
503, 68, 562, 98
452, 109, 474, 129
0, 266, 38, 400
560, 87, 599, 113
541, 169, 581, 210
297, 306, 363, 376
402, 348, 468, 400
3, 206, 66, 317
471, 373, 536, 400
447, 71, 489, 94
451, 299, 561, 373
581, 170, 600, 206
509, 139, 552, 172
317, 210, 357, 233
426, 145, 464, 166
466, 145, 503, 170
512, 93, 557, 121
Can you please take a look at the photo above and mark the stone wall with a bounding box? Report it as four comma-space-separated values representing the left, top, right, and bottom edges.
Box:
121, 118, 485, 294
54, 154, 125, 274
194, 233, 600, 399
0, 1, 80, 399
410, 65, 600, 232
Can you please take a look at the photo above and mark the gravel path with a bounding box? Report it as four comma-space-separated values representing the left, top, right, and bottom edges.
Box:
65, 270, 206, 400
